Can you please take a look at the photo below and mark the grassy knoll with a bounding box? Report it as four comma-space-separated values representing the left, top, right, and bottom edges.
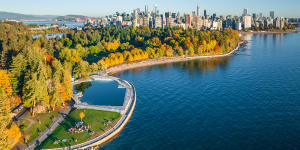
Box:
17, 111, 59, 144
38, 109, 121, 149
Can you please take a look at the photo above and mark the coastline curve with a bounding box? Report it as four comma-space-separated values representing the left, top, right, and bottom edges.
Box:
101, 41, 245, 75
42, 41, 244, 150
43, 76, 136, 150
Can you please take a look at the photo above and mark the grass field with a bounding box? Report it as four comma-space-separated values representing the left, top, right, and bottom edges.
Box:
38, 109, 121, 149
17, 111, 59, 144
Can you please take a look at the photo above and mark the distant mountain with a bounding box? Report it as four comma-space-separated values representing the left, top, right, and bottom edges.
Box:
0, 11, 58, 20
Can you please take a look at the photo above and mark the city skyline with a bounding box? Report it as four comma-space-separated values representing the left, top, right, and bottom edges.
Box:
0, 0, 300, 18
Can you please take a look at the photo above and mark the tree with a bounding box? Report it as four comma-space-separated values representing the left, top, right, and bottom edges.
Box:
73, 60, 90, 79
9, 54, 27, 95
79, 112, 85, 122
0, 90, 10, 150
22, 73, 39, 116
62, 62, 73, 101
0, 70, 13, 96
90, 63, 98, 72
7, 123, 21, 149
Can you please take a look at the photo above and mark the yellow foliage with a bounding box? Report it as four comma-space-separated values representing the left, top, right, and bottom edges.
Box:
79, 112, 85, 121
7, 123, 21, 148
0, 70, 13, 96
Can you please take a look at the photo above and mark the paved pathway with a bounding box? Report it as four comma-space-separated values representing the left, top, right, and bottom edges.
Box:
23, 118, 35, 131
24, 106, 72, 150
66, 81, 136, 150
44, 78, 136, 150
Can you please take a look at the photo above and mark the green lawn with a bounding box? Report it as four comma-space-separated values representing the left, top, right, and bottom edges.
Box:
38, 109, 121, 149
17, 111, 59, 144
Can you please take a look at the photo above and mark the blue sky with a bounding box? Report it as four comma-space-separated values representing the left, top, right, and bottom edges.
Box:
1, 0, 299, 17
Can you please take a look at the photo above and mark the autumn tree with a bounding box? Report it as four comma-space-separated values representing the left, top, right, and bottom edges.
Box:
79, 112, 85, 122
0, 70, 13, 96
73, 60, 90, 79
0, 90, 10, 150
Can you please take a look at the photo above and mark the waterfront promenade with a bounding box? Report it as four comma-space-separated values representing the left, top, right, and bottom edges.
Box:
43, 75, 136, 150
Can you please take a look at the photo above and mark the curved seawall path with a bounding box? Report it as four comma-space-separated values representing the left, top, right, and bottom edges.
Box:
44, 41, 244, 150
44, 77, 136, 150
71, 80, 136, 150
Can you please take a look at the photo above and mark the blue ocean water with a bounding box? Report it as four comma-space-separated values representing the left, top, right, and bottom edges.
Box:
102, 32, 300, 150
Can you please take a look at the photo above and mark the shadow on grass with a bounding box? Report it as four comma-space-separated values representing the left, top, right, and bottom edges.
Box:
37, 112, 79, 149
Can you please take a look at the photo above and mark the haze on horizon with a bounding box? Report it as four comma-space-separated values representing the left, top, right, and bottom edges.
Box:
0, 0, 300, 18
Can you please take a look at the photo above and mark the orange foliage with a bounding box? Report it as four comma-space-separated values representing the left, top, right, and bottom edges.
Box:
7, 123, 21, 147
215, 44, 221, 54
45, 55, 55, 64
9, 96, 21, 109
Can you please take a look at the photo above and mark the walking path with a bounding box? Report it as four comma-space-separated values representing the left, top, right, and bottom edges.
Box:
44, 76, 136, 150
23, 118, 35, 131
24, 106, 72, 150
23, 42, 243, 150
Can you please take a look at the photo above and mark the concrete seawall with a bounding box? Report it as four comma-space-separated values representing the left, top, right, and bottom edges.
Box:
74, 83, 136, 149
73, 76, 133, 115
44, 77, 136, 150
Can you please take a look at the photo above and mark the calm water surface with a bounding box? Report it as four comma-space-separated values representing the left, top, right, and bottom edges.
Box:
75, 80, 125, 106
23, 21, 84, 28
102, 32, 300, 150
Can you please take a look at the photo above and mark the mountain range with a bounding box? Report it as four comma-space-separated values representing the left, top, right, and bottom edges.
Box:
0, 11, 87, 20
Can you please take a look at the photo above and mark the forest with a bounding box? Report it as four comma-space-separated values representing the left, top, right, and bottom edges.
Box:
0, 21, 241, 149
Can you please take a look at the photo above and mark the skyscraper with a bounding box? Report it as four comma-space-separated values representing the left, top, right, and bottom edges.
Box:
197, 5, 200, 17
192, 11, 196, 17
165, 12, 171, 18
213, 13, 216, 20
270, 11, 275, 19
185, 13, 192, 27
154, 5, 158, 16
145, 5, 149, 15
253, 13, 257, 21
204, 10, 207, 17
243, 8, 248, 16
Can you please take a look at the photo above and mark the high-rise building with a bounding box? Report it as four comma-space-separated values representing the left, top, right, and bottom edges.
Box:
154, 5, 158, 16
172, 13, 176, 18
243, 15, 252, 29
154, 15, 162, 28
213, 13, 216, 20
197, 5, 200, 17
192, 11, 195, 17
165, 12, 171, 18
204, 10, 207, 17
252, 13, 257, 21
270, 11, 275, 19
243, 8, 248, 16
116, 16, 123, 27
145, 5, 149, 15
185, 13, 192, 28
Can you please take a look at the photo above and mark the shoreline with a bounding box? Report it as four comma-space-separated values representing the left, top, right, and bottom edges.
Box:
239, 30, 297, 34
43, 76, 136, 150
71, 80, 136, 149
42, 41, 245, 149
104, 41, 245, 75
